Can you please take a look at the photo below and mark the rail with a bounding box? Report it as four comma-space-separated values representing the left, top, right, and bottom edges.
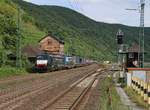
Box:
38, 69, 106, 110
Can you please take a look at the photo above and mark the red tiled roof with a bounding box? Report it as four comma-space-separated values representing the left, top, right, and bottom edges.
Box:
39, 34, 64, 44
128, 43, 143, 53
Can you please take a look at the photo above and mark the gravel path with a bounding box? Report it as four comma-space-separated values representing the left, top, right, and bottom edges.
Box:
116, 86, 146, 110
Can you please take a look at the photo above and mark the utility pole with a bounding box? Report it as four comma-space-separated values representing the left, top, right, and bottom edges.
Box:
16, 6, 22, 68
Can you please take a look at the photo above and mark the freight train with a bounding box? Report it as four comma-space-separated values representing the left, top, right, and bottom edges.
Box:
34, 53, 89, 72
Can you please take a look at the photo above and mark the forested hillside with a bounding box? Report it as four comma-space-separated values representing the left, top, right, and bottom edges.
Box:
0, 0, 45, 66
1, 0, 150, 63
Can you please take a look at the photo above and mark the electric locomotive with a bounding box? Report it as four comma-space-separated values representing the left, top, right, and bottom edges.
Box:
34, 53, 88, 73
35, 54, 65, 72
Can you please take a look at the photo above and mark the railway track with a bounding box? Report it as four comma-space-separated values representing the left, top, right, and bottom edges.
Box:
0, 64, 99, 110
81, 70, 113, 110
37, 69, 106, 110
0, 65, 97, 96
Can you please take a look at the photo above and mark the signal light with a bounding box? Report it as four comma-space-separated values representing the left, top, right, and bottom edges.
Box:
117, 29, 124, 44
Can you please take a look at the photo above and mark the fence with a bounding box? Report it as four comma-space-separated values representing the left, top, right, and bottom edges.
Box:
131, 76, 150, 105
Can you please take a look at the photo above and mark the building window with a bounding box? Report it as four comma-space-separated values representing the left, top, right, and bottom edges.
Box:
48, 40, 52, 45
129, 53, 134, 58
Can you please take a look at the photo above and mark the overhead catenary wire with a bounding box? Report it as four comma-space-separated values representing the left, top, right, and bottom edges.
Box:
73, 0, 79, 10
67, 0, 75, 9
74, 0, 84, 12
66, 0, 84, 12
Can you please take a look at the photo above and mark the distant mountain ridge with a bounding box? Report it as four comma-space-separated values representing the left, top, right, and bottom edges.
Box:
3, 0, 150, 61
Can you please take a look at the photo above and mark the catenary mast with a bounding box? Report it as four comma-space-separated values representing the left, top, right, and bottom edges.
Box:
139, 0, 145, 67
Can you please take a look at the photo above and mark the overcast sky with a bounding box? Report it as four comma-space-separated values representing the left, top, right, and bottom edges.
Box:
25, 0, 150, 27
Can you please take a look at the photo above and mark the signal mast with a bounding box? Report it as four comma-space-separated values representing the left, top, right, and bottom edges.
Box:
140, 0, 145, 68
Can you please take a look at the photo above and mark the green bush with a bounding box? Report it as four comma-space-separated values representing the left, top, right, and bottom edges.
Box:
124, 87, 148, 109
0, 67, 27, 78
99, 77, 129, 110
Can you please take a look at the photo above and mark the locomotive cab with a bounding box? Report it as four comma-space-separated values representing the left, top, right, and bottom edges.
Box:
36, 54, 52, 72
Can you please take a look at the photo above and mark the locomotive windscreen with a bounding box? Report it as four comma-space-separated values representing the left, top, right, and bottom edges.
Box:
37, 55, 48, 60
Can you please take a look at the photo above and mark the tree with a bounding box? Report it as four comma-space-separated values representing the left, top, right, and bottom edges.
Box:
0, 12, 17, 66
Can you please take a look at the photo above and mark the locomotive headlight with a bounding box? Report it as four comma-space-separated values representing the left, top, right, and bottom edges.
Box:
36, 60, 48, 67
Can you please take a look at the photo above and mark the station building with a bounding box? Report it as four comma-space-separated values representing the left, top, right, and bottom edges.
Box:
39, 34, 65, 55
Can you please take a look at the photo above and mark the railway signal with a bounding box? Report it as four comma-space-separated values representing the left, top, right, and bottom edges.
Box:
117, 29, 124, 45
116, 29, 128, 71
116, 29, 124, 66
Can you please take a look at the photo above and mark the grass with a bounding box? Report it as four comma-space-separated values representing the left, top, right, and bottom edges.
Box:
0, 67, 27, 78
124, 87, 148, 109
98, 77, 129, 110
